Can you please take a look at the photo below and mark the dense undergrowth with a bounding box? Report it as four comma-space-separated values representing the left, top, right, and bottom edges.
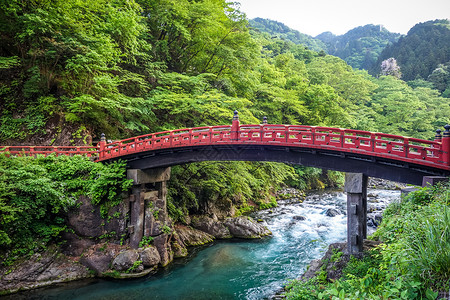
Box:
0, 153, 132, 266
284, 183, 450, 299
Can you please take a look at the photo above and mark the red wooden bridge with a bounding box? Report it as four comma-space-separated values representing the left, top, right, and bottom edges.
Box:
1, 111, 449, 185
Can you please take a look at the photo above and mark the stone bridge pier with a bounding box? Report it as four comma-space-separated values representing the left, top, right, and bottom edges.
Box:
127, 167, 171, 249
345, 173, 368, 254
345, 173, 448, 254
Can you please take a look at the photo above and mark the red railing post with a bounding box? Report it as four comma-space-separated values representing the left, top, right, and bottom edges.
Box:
231, 110, 240, 141
442, 125, 450, 166
99, 133, 106, 159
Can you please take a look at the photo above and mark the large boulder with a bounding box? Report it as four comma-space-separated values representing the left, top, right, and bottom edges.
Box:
171, 231, 188, 258
138, 246, 161, 267
175, 225, 215, 246
224, 216, 271, 239
191, 215, 232, 239
153, 234, 174, 267
65, 196, 127, 240
79, 243, 124, 274
112, 250, 139, 272
0, 246, 92, 294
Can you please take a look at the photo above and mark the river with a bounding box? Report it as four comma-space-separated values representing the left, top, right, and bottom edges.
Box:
8, 189, 399, 300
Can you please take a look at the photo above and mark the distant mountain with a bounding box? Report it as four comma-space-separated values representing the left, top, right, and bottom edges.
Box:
373, 19, 450, 83
249, 18, 327, 52
316, 25, 401, 70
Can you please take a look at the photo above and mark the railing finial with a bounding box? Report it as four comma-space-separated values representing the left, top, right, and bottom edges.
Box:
435, 129, 442, 141
101, 133, 106, 142
233, 110, 239, 121
444, 124, 450, 136
263, 116, 268, 124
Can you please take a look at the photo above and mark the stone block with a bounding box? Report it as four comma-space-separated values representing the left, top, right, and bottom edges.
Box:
127, 168, 171, 185
344, 173, 365, 193
422, 176, 448, 187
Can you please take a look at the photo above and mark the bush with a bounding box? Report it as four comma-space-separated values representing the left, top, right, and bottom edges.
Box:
0, 154, 132, 265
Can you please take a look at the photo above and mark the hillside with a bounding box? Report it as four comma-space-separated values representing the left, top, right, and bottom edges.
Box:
316, 24, 401, 70
373, 19, 450, 95
249, 18, 327, 52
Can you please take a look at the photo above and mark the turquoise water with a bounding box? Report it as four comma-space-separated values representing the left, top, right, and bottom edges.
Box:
8, 189, 399, 300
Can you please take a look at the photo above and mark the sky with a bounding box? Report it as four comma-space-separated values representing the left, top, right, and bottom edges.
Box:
236, 0, 450, 37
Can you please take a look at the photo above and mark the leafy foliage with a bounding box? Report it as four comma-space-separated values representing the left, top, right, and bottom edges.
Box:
167, 162, 297, 221
0, 154, 132, 265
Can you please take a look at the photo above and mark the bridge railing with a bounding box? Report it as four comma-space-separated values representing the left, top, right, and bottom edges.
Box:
96, 123, 447, 170
0, 146, 98, 157
1, 119, 449, 171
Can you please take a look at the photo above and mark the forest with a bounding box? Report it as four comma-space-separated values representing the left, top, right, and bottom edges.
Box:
0, 0, 449, 298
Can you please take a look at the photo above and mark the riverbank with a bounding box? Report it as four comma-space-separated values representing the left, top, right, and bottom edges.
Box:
284, 182, 450, 299
0, 181, 402, 297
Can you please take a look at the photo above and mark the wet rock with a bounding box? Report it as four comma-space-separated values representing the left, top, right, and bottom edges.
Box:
367, 218, 377, 228
0, 246, 92, 295
191, 215, 232, 239
112, 250, 139, 272
138, 246, 161, 267
224, 216, 272, 238
368, 178, 406, 190
293, 215, 306, 221
80, 253, 112, 274
76, 243, 125, 275
153, 234, 173, 267
325, 208, 341, 217
374, 213, 383, 224
175, 224, 215, 246
171, 231, 188, 258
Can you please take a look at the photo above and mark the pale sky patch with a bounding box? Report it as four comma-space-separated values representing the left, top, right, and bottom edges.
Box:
235, 0, 450, 36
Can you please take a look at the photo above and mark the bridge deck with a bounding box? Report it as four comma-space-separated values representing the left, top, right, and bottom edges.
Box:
1, 124, 449, 179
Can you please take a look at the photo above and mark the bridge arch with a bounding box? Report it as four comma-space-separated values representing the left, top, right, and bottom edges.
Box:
97, 112, 450, 186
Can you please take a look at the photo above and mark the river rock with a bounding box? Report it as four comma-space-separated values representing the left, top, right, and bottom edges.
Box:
224, 216, 272, 238
153, 234, 174, 267
138, 246, 161, 267
79, 243, 124, 274
293, 215, 306, 221
191, 215, 232, 239
171, 231, 188, 258
325, 208, 341, 217
175, 224, 215, 246
374, 213, 383, 224
0, 246, 92, 295
112, 250, 139, 272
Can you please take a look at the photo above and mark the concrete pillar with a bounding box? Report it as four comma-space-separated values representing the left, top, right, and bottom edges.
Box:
127, 168, 170, 249
345, 173, 368, 254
